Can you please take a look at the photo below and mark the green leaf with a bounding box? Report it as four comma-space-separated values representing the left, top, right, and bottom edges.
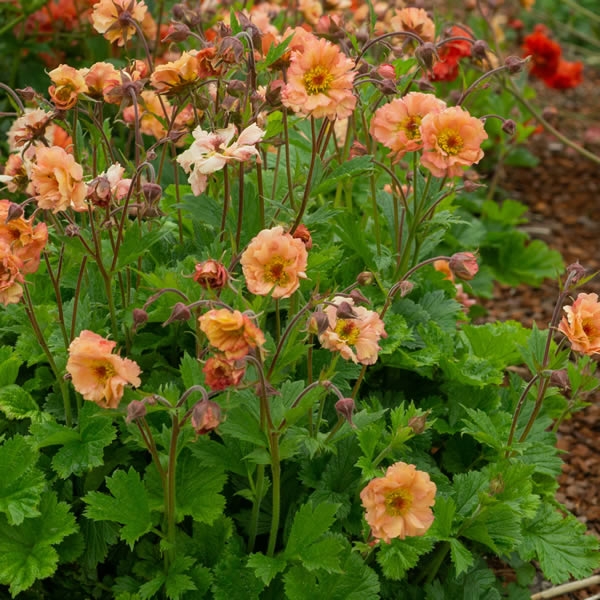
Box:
449, 538, 474, 576
520, 505, 600, 584
460, 407, 511, 450
247, 553, 287, 585
176, 449, 227, 524
211, 538, 264, 600
0, 385, 43, 421
462, 503, 522, 554
376, 537, 434, 580
83, 468, 152, 549
115, 220, 176, 271
179, 352, 204, 391
0, 492, 76, 597
0, 436, 45, 525
263, 34, 293, 68
312, 155, 374, 195
0, 346, 23, 386
461, 322, 529, 369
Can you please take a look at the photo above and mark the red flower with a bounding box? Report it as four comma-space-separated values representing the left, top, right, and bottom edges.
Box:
522, 25, 561, 79
543, 60, 583, 89
431, 25, 472, 82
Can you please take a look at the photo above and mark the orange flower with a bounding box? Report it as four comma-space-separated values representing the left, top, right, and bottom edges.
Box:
240, 226, 308, 299
318, 296, 386, 365
203, 354, 245, 391
81, 61, 121, 99
150, 51, 201, 95
7, 109, 54, 152
48, 64, 88, 110
390, 7, 435, 46
0, 242, 25, 306
282, 34, 356, 120
370, 92, 446, 160
449, 251, 478, 280
0, 200, 48, 274
122, 90, 172, 140
542, 59, 583, 90
198, 308, 265, 360
91, 0, 148, 47
193, 259, 229, 290
360, 462, 436, 543
419, 106, 487, 178
558, 293, 600, 355
67, 330, 142, 409
30, 146, 87, 213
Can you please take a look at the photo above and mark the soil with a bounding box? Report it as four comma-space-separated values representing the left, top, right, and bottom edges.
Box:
481, 69, 600, 598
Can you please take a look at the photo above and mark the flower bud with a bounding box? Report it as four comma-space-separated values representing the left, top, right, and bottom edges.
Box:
126, 400, 147, 424
449, 252, 479, 280
376, 63, 396, 80
218, 36, 245, 64
335, 397, 356, 428
308, 310, 330, 335
162, 302, 192, 326
417, 78, 436, 93
161, 22, 190, 43
350, 141, 368, 158
356, 271, 374, 286
191, 399, 222, 435
471, 40, 488, 60
65, 223, 80, 237
17, 87, 37, 101
397, 280, 414, 297
377, 79, 398, 96
227, 80, 247, 97
549, 369, 571, 394
291, 224, 312, 250
501, 119, 516, 136
462, 179, 485, 193
5, 202, 24, 223
566, 261, 586, 284
349, 289, 371, 306
505, 55, 525, 74
132, 308, 148, 332
489, 475, 504, 495
336, 301, 358, 320
408, 414, 427, 434
142, 182, 162, 205
415, 42, 437, 71
265, 80, 284, 107
193, 259, 229, 290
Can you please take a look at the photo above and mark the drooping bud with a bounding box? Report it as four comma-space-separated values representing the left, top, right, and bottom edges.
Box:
193, 259, 229, 290
5, 202, 24, 223
505, 55, 525, 74
462, 179, 485, 193
161, 22, 190, 43
291, 224, 312, 250
126, 400, 147, 424
549, 369, 571, 394
415, 42, 437, 71
397, 280, 414, 297
471, 40, 488, 60
566, 261, 586, 285
408, 414, 428, 434
335, 397, 356, 428
449, 252, 479, 280
191, 399, 222, 435
142, 182, 162, 205
227, 80, 246, 97
417, 78, 436, 93
17, 87, 37, 102
502, 119, 516, 136
377, 79, 398, 96
162, 302, 192, 326
65, 223, 80, 237
356, 271, 374, 286
308, 310, 330, 336
350, 141, 368, 158
218, 36, 245, 65
132, 308, 149, 331
336, 301, 358, 320
349, 289, 371, 306
376, 63, 396, 80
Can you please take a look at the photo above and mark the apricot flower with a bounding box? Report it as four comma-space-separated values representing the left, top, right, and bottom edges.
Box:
360, 462, 436, 543
91, 0, 148, 47
240, 226, 308, 299
30, 146, 87, 212
198, 308, 265, 359
0, 243, 25, 306
282, 34, 356, 120
150, 51, 201, 95
558, 293, 600, 355
66, 330, 142, 408
419, 106, 487, 177
203, 354, 245, 391
390, 7, 435, 45
48, 63, 88, 110
370, 92, 446, 159
319, 296, 386, 365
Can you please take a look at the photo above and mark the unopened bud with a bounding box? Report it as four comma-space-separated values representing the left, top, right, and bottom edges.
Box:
549, 369, 571, 394
308, 310, 330, 335
463, 179, 485, 193
349, 289, 371, 306
335, 397, 356, 428
449, 252, 479, 280
417, 78, 436, 93
5, 202, 24, 223
350, 141, 368, 158
265, 80, 284, 106
415, 42, 437, 71
162, 302, 192, 326
357, 271, 374, 286
542, 105, 558, 121
566, 261, 586, 284
408, 414, 427, 434
161, 22, 190, 43
218, 36, 245, 64
397, 280, 414, 297
191, 399, 221, 435
377, 79, 398, 95
193, 259, 229, 290
142, 182, 162, 205
376, 63, 396, 80
502, 119, 516, 136
126, 400, 147, 424
336, 301, 358, 320
227, 80, 246, 97
65, 223, 80, 237
471, 40, 488, 60
505, 55, 525, 74
17, 87, 37, 102
489, 475, 504, 495
291, 224, 312, 250
132, 308, 149, 329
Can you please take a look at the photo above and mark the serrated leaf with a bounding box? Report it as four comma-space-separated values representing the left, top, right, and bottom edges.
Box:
453, 471, 489, 516
520, 505, 600, 584
376, 536, 434, 580
0, 492, 76, 597
284, 501, 340, 560
83, 468, 152, 548
211, 538, 263, 600
312, 155, 373, 195
179, 352, 204, 391
449, 538, 474, 575
462, 503, 522, 554
461, 322, 529, 369
0, 385, 43, 421
115, 220, 176, 271
0, 436, 45, 525
247, 553, 287, 585
460, 407, 511, 450
0, 346, 22, 386
263, 34, 293, 68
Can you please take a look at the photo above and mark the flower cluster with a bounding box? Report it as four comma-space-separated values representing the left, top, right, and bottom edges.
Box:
522, 25, 583, 89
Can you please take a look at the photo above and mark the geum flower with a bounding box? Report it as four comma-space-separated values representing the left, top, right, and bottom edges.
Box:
48, 63, 88, 110
558, 292, 600, 355
0, 242, 25, 306
430, 25, 473, 82
91, 0, 148, 47
240, 226, 308, 299
281, 34, 356, 120
360, 462, 436, 543
419, 106, 488, 178
176, 123, 264, 195
370, 92, 446, 160
198, 308, 265, 360
66, 330, 142, 409
522, 24, 561, 79
318, 296, 386, 365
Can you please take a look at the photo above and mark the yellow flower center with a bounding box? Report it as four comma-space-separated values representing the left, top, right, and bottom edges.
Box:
437, 128, 463, 155
264, 256, 290, 285
334, 319, 360, 346
94, 362, 116, 383
399, 115, 422, 140
384, 488, 413, 516
303, 65, 334, 95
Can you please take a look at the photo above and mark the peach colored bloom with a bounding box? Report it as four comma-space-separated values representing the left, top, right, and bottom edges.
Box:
449, 251, 478, 280
433, 259, 453, 282
0, 242, 25, 306
150, 51, 201, 95
0, 200, 48, 274
298, 0, 322, 25
81, 61, 121, 99
193, 259, 229, 290
282, 35, 356, 120
420, 106, 488, 178
558, 293, 600, 355
31, 146, 87, 213
91, 0, 148, 46
370, 92, 446, 159
319, 296, 386, 365
198, 308, 265, 360
360, 462, 436, 543
240, 226, 308, 299
48, 63, 88, 110
67, 330, 142, 409
0, 154, 32, 194
176, 123, 264, 195
191, 399, 221, 435
203, 354, 245, 391
390, 8, 435, 45
122, 90, 172, 140
7, 109, 54, 152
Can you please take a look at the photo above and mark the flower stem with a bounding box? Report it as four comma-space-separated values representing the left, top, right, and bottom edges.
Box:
165, 413, 180, 567
247, 464, 265, 552
267, 430, 281, 557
